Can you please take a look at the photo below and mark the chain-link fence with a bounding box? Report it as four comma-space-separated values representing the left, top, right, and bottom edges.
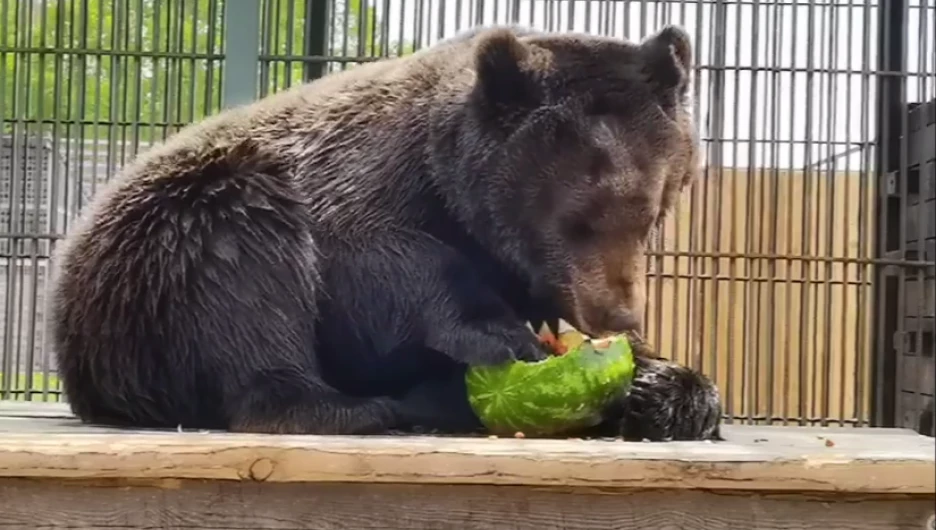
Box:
1, 0, 933, 432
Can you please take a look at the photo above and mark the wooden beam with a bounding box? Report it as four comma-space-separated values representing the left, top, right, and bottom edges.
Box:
0, 479, 933, 530
0, 404, 933, 494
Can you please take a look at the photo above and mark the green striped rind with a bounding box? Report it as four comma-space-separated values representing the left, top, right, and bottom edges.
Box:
464, 336, 635, 436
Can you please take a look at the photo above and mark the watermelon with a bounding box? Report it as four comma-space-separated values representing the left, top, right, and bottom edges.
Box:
464, 333, 636, 437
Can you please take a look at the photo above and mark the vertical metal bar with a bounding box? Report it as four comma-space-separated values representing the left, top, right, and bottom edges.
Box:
397, 0, 406, 55
583, 0, 592, 33
380, 0, 391, 56
359, 0, 369, 58
187, 0, 202, 116
1, 0, 26, 401
907, 0, 936, 434
929, 0, 935, 437
9, 0, 33, 401
706, 0, 728, 422
209, 0, 222, 113
704, 0, 721, 414
118, 0, 131, 165
107, 0, 122, 184
259, 0, 274, 95
148, 0, 161, 147
42, 0, 70, 402
821, 0, 838, 426
188, 0, 200, 118
783, 0, 799, 425
798, 0, 817, 426
438, 0, 447, 42
566, 0, 574, 31
22, 0, 52, 402
893, 0, 911, 432
283, 0, 295, 89
915, 0, 933, 436
740, 0, 759, 424
724, 0, 743, 423
669, 1, 686, 369
130, 0, 144, 155
839, 0, 856, 427
684, 0, 700, 375
809, 0, 826, 426
855, 0, 874, 427
765, 0, 782, 424
871, 0, 906, 428
222, 0, 260, 108
412, 0, 421, 51
260, 0, 274, 96
7, 0, 27, 402
160, 0, 174, 142
812, 0, 827, 425
370, 0, 379, 57
0, 5, 7, 350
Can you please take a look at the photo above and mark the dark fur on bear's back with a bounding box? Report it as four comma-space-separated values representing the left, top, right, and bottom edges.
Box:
51, 24, 713, 437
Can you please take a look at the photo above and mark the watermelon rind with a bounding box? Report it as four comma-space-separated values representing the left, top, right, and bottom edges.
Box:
464, 335, 635, 436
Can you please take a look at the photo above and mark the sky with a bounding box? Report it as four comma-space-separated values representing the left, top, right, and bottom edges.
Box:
366, 0, 934, 170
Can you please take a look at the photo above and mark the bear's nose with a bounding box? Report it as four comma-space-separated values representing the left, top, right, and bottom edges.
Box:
583, 306, 642, 337
603, 307, 642, 334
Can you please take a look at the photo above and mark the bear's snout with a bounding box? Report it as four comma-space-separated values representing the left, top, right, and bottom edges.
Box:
562, 277, 645, 338
575, 302, 644, 338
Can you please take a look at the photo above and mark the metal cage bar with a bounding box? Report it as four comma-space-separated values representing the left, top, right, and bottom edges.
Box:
0, 0, 933, 432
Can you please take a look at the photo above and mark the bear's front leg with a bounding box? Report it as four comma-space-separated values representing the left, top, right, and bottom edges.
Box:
417, 247, 549, 366
388, 232, 549, 366
425, 311, 549, 366
585, 355, 723, 441
318, 231, 548, 373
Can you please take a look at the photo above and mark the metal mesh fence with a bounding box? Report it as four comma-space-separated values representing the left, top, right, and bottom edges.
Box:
1, 0, 933, 431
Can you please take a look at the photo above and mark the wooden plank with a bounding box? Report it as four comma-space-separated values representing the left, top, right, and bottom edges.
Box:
0, 409, 932, 494
0, 478, 933, 530
0, 402, 918, 436
0, 401, 73, 418
648, 169, 878, 424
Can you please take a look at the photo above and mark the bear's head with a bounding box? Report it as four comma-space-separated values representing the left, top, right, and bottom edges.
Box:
432, 25, 701, 338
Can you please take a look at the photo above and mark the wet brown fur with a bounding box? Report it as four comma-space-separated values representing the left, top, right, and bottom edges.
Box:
51, 25, 719, 439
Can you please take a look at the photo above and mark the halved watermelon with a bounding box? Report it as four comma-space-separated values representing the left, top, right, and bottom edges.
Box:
464, 333, 635, 437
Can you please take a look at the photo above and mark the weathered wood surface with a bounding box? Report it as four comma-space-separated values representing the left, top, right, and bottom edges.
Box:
0, 479, 933, 530
1, 401, 934, 495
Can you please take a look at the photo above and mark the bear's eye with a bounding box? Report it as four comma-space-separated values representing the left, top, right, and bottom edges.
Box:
564, 217, 599, 243
588, 150, 613, 179
588, 92, 630, 117
588, 97, 614, 116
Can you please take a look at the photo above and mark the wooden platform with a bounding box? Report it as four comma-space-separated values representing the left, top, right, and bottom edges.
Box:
1, 402, 934, 530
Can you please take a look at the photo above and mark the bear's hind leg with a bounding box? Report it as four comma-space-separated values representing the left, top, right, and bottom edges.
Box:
201, 228, 402, 435
51, 155, 404, 435
227, 367, 401, 434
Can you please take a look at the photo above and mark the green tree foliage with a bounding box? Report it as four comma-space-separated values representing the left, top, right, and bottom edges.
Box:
1, 0, 412, 145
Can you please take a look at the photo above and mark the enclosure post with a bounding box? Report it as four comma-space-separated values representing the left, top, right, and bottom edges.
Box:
304, 0, 330, 81
871, 0, 906, 428
222, 0, 261, 108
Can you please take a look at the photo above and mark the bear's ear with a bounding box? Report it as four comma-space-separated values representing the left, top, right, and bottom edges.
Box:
639, 25, 693, 95
473, 28, 536, 110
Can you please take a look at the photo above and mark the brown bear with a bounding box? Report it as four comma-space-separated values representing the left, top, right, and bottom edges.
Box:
49, 24, 720, 439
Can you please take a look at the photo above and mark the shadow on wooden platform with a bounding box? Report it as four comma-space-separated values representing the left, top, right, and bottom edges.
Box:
1, 401, 933, 529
